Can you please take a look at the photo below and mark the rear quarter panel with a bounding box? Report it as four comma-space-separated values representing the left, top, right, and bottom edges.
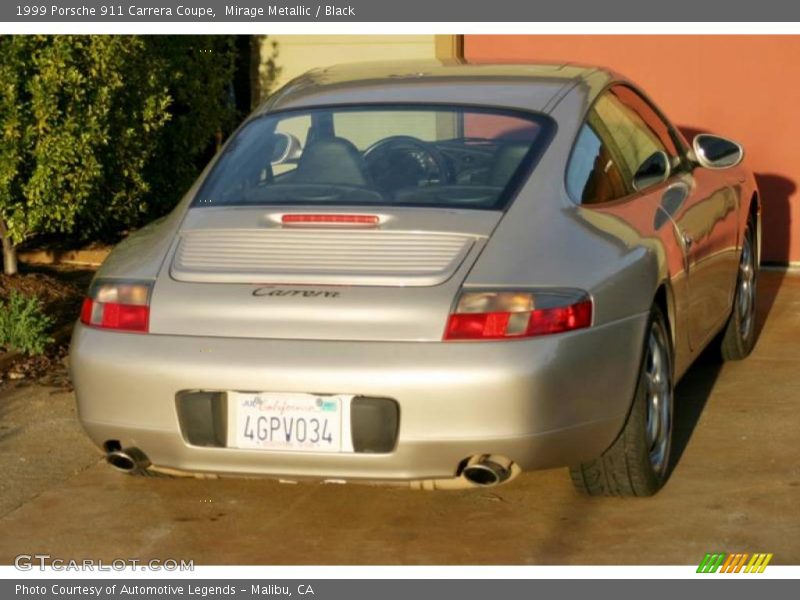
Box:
464, 78, 686, 373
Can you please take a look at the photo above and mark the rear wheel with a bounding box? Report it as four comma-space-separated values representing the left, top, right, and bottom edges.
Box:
570, 305, 673, 497
719, 216, 758, 361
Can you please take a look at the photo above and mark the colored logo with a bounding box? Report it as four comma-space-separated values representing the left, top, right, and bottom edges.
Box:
315, 398, 338, 412
697, 553, 773, 573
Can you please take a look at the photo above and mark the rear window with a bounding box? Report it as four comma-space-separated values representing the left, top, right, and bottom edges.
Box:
194, 105, 554, 211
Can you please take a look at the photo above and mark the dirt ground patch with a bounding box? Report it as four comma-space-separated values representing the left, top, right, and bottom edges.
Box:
0, 384, 100, 517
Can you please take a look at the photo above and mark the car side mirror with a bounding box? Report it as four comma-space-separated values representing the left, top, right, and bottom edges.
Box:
269, 132, 303, 165
692, 134, 744, 170
632, 150, 670, 192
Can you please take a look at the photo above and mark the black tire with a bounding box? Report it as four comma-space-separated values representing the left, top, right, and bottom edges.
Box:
719, 216, 758, 361
569, 304, 674, 497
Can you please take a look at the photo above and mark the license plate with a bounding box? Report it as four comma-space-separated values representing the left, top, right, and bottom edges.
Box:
228, 392, 346, 452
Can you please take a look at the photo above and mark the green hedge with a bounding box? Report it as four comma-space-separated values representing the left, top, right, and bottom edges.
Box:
0, 35, 240, 249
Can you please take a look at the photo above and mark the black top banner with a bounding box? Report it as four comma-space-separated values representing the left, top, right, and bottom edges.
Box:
4, 0, 800, 22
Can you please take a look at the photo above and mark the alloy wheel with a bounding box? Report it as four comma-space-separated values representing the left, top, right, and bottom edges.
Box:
644, 322, 672, 475
737, 230, 757, 341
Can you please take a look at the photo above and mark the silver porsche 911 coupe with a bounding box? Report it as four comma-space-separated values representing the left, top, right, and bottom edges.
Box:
70, 61, 760, 496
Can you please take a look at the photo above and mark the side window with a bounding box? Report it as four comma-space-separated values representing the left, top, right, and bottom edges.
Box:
567, 86, 681, 205
566, 118, 629, 204
592, 91, 668, 187
611, 86, 682, 162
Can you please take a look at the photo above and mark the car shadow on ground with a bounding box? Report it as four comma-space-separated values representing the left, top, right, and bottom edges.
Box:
665, 127, 794, 479
666, 268, 783, 480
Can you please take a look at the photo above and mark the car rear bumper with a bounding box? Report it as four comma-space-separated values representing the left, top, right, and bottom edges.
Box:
70, 312, 648, 481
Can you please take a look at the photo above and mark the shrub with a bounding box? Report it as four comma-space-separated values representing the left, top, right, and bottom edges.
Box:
0, 35, 246, 271
0, 291, 54, 356
0, 36, 172, 259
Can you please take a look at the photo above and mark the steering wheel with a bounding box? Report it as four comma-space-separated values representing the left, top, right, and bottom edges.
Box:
363, 135, 452, 190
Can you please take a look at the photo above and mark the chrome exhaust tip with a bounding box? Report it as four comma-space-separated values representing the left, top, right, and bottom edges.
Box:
461, 455, 513, 487
106, 447, 150, 474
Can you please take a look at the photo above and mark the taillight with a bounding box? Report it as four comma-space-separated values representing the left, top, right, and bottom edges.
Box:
79, 281, 152, 333
444, 289, 592, 341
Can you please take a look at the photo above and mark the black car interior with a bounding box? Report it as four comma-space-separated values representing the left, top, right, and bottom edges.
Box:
196, 107, 551, 210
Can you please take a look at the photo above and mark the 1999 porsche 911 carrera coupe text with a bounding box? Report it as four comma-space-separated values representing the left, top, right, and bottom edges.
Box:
70, 61, 760, 496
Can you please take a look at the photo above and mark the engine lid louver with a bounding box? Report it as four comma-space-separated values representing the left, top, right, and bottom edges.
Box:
170, 229, 475, 287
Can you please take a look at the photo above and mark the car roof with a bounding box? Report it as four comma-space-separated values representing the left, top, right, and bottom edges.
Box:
259, 60, 619, 116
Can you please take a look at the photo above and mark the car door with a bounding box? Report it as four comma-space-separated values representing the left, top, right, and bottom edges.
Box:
575, 85, 739, 352
566, 86, 694, 363
665, 146, 741, 351
605, 87, 740, 350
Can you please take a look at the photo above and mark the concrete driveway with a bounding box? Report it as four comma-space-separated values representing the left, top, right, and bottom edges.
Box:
0, 271, 798, 565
